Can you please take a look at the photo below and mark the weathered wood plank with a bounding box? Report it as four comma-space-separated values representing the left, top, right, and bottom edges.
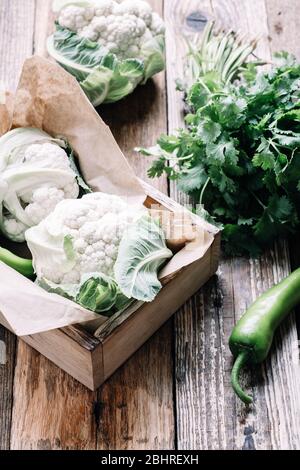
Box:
10, 0, 175, 450
0, 327, 15, 450
95, 330, 174, 450
265, 0, 300, 58
11, 343, 98, 450
0, 0, 36, 450
7, 0, 97, 450
96, 0, 175, 450
267, 0, 300, 334
34, 0, 56, 57
164, 0, 300, 450
0, 0, 35, 90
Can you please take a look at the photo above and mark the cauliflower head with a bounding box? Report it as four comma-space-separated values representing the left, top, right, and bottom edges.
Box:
58, 0, 165, 60
25, 191, 173, 311
26, 192, 146, 284
47, 0, 165, 105
0, 128, 80, 242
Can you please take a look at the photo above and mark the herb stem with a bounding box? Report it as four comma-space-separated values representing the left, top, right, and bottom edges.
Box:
168, 154, 192, 163
250, 191, 266, 209
199, 177, 211, 206
198, 77, 211, 95
268, 139, 280, 154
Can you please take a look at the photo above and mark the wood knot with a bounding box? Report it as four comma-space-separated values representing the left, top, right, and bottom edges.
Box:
186, 11, 208, 32
242, 425, 256, 450
274, 22, 283, 34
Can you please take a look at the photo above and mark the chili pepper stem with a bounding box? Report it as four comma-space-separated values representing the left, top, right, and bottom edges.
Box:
231, 351, 253, 404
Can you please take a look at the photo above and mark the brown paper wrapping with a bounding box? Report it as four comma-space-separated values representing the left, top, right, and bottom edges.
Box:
12, 57, 145, 201
0, 91, 13, 136
0, 56, 215, 336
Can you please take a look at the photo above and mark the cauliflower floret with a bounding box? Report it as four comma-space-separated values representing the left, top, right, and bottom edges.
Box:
79, 25, 99, 41
58, 267, 81, 284
90, 15, 107, 33
126, 44, 139, 57
77, 212, 130, 278
150, 12, 165, 35
26, 192, 146, 284
135, 17, 147, 36
19, 142, 80, 225
0, 128, 82, 243
23, 143, 71, 171
120, 0, 152, 26
59, 5, 95, 31
83, 191, 128, 215
64, 181, 80, 199
2, 216, 27, 242
94, 0, 114, 17
24, 187, 65, 225
93, 14, 147, 57
0, 140, 80, 241
73, 238, 88, 254
59, 0, 164, 60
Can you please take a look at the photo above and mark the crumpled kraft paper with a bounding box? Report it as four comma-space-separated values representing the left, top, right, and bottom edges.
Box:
0, 90, 13, 135
0, 56, 215, 337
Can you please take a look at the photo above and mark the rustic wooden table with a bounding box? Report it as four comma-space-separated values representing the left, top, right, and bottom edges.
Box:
0, 0, 300, 450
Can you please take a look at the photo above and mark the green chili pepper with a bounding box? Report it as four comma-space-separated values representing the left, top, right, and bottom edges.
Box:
0, 245, 34, 278
229, 267, 300, 404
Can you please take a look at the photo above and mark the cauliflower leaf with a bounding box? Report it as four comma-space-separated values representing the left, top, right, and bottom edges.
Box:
114, 215, 172, 302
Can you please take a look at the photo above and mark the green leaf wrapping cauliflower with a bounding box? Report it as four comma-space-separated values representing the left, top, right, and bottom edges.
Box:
25, 192, 173, 314
0, 128, 80, 242
47, 0, 165, 105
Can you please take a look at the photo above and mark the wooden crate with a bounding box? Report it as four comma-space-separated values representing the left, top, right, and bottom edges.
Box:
18, 182, 221, 390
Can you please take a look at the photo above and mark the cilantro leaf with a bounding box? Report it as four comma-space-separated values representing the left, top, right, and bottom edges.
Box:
157, 134, 180, 153
147, 157, 169, 178
206, 139, 238, 166
197, 120, 221, 143
252, 151, 276, 170
177, 164, 208, 193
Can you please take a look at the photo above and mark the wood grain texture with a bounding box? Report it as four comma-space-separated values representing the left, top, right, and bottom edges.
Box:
34, 0, 56, 57
164, 0, 300, 450
4, 0, 96, 450
0, 0, 35, 90
96, 0, 175, 449
21, 328, 100, 391
0, 327, 15, 450
11, 342, 97, 450
0, 0, 36, 450
9, 0, 175, 450
95, 330, 174, 450
100, 6, 167, 192
2, 0, 300, 451
265, 0, 300, 58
